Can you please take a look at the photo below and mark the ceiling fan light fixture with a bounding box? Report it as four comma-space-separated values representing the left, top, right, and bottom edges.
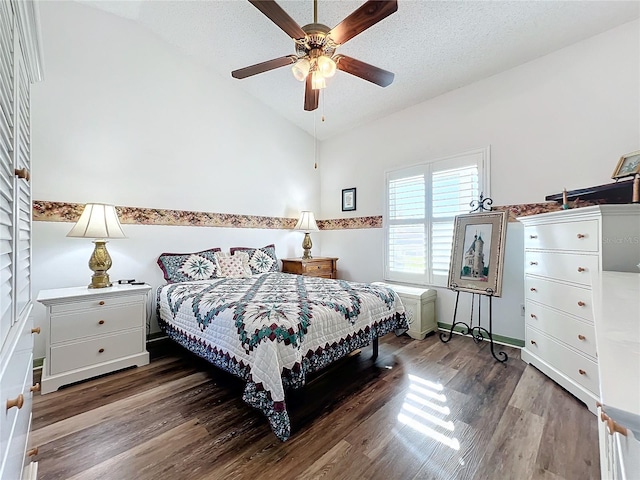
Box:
311, 70, 326, 90
317, 55, 336, 78
292, 57, 311, 81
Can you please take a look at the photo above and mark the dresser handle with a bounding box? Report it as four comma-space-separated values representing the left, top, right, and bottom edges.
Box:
98, 348, 105, 353
98, 320, 105, 325
579, 369, 586, 375
6, 394, 24, 411
14, 167, 30, 181
530, 313, 537, 319
31, 327, 40, 334
529, 261, 538, 266
530, 340, 537, 345
606, 417, 628, 437
27, 447, 38, 457
577, 267, 586, 272
30, 383, 41, 392
577, 233, 585, 239
529, 235, 538, 239
577, 301, 586, 307
98, 301, 105, 306
529, 287, 537, 292
578, 334, 586, 341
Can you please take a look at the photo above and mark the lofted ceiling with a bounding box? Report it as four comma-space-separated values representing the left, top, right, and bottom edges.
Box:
78, 0, 640, 140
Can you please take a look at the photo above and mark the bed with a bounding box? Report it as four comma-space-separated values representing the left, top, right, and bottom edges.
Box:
156, 271, 406, 441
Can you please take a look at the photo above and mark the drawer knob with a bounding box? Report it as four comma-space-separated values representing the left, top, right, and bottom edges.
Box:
529, 261, 538, 266
578, 334, 586, 341
27, 447, 38, 457
98, 301, 105, 306
579, 369, 586, 375
606, 418, 628, 437
577, 267, 586, 272
98, 320, 105, 325
14, 167, 30, 181
6, 394, 24, 411
31, 327, 40, 334
530, 313, 537, 319
30, 383, 41, 392
577, 233, 585, 239
530, 340, 537, 345
529, 235, 538, 239
577, 301, 586, 307
529, 287, 537, 292
98, 348, 105, 353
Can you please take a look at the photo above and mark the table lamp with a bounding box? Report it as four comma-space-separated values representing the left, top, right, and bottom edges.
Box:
67, 203, 126, 288
294, 211, 319, 259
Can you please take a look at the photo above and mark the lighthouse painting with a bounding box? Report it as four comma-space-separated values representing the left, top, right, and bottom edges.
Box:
448, 211, 508, 297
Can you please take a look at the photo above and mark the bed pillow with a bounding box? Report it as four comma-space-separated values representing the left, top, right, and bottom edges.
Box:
157, 248, 221, 283
229, 244, 279, 274
215, 251, 253, 278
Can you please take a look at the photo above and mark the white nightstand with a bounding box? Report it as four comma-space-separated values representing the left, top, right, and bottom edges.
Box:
37, 284, 152, 394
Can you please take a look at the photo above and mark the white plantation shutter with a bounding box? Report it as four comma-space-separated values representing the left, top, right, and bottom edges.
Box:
387, 173, 426, 279
0, 0, 14, 346
385, 148, 489, 286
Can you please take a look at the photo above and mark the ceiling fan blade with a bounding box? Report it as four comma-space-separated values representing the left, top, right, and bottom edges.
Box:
335, 55, 394, 87
304, 74, 319, 111
249, 0, 306, 40
232, 55, 297, 79
328, 0, 397, 46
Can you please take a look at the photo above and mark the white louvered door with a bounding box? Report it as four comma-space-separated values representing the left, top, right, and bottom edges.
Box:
0, 0, 15, 348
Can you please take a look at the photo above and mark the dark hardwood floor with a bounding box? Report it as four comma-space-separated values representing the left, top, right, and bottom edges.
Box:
32, 333, 599, 480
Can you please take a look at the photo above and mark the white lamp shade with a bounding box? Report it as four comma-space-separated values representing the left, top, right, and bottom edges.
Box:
67, 203, 127, 239
294, 211, 319, 232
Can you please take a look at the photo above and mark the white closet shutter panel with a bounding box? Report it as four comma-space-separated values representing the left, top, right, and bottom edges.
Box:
0, 0, 14, 346
14, 38, 30, 318
431, 165, 479, 284
386, 171, 427, 282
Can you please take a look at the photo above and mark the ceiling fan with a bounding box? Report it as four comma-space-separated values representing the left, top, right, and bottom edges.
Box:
231, 0, 398, 111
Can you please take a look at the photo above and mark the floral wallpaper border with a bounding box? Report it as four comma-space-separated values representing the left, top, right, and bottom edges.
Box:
33, 199, 605, 231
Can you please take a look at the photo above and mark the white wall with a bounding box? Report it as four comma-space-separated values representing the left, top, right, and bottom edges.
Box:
30, 1, 320, 357
319, 20, 640, 341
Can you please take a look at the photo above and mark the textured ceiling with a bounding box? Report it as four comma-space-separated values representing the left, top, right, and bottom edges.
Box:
78, 0, 640, 140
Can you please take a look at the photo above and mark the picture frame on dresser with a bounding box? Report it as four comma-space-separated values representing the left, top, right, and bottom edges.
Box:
612, 150, 640, 179
447, 211, 508, 297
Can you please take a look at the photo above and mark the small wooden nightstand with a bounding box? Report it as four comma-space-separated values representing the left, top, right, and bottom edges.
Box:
281, 257, 338, 279
37, 284, 152, 394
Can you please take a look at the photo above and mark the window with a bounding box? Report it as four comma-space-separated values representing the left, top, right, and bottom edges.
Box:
385, 147, 490, 286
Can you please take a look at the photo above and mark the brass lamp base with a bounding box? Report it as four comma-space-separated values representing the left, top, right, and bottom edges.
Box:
302, 232, 313, 259
88, 240, 113, 289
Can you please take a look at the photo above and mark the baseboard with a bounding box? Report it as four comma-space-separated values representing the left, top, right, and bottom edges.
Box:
437, 322, 525, 348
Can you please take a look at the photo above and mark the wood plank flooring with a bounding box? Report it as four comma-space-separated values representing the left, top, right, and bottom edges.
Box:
32, 333, 599, 480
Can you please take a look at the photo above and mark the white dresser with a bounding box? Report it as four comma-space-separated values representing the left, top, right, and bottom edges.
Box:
37, 284, 152, 394
517, 205, 640, 413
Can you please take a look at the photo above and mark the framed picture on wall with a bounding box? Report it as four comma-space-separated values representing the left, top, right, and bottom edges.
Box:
342, 188, 356, 211
612, 150, 640, 179
447, 211, 508, 297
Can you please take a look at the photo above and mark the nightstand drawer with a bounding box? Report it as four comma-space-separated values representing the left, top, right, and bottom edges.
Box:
303, 262, 333, 276
50, 303, 145, 344
525, 251, 598, 285
524, 220, 598, 252
50, 329, 145, 375
50, 293, 146, 314
525, 276, 593, 321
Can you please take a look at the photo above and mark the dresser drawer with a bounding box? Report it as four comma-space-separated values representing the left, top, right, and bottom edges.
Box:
50, 293, 146, 315
525, 276, 593, 322
525, 301, 597, 358
525, 251, 598, 285
302, 262, 334, 276
50, 329, 145, 375
50, 303, 145, 344
526, 326, 599, 394
524, 220, 598, 252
